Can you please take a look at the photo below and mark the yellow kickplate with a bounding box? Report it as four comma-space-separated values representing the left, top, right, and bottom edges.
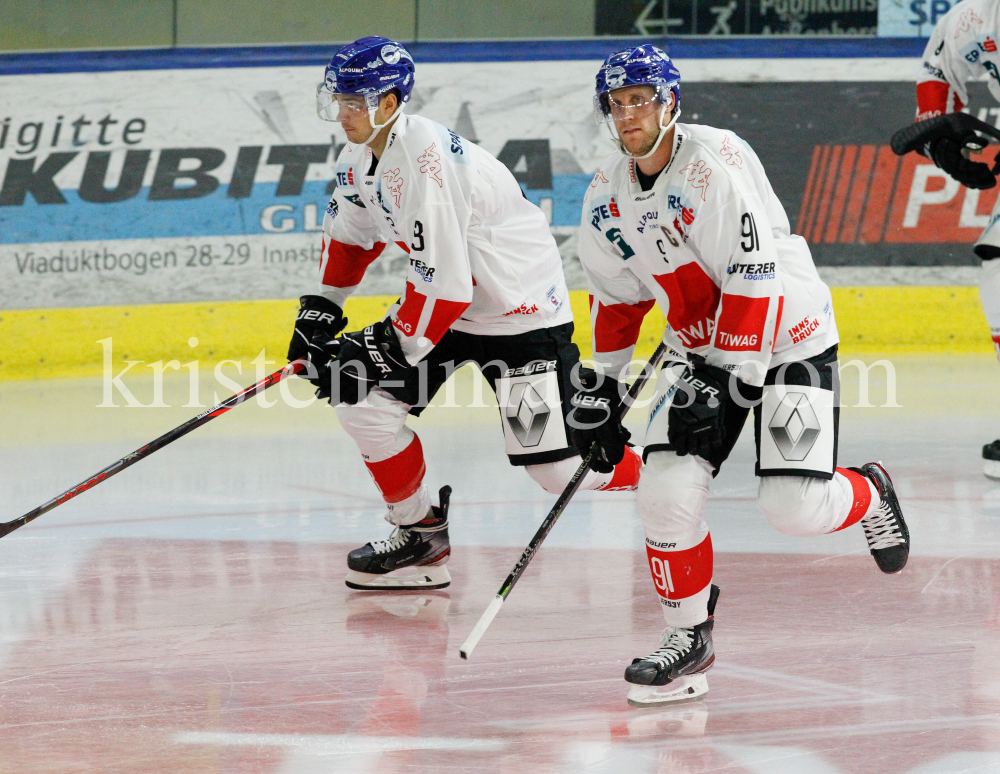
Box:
0, 287, 992, 381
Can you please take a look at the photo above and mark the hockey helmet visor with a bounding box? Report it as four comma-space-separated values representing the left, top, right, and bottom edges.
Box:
317, 36, 415, 121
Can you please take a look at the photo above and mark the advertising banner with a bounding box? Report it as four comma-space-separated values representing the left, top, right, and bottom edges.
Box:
0, 61, 606, 310
877, 0, 962, 36
1, 55, 988, 311
596, 0, 878, 35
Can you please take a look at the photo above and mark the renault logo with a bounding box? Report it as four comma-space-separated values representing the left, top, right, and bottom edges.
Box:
768, 390, 821, 461
506, 382, 550, 447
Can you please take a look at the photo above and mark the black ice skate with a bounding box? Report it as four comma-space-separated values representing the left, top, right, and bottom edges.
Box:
625, 585, 719, 707
983, 440, 1000, 481
345, 486, 452, 591
855, 462, 909, 574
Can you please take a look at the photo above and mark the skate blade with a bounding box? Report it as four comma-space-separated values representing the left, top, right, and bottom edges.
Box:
345, 566, 451, 591
985, 459, 1000, 481
626, 673, 708, 707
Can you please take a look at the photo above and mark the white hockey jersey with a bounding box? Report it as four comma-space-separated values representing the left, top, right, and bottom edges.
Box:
320, 113, 572, 365
917, 0, 1000, 119
580, 123, 839, 387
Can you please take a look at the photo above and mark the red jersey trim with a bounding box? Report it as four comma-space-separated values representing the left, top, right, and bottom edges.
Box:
321, 239, 385, 288
592, 298, 656, 353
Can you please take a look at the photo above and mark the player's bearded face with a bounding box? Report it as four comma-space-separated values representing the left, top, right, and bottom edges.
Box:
609, 86, 668, 156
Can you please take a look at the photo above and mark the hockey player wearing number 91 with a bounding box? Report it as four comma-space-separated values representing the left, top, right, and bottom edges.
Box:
287, 37, 645, 592
569, 45, 911, 706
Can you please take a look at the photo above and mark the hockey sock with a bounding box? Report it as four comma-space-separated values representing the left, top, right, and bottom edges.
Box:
364, 435, 431, 525
829, 467, 877, 532
644, 533, 714, 627
599, 445, 643, 491
980, 258, 1000, 365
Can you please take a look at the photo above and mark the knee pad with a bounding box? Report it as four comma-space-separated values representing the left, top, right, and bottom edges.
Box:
335, 387, 412, 463
758, 476, 844, 537
526, 458, 579, 494
636, 451, 712, 542
525, 457, 614, 494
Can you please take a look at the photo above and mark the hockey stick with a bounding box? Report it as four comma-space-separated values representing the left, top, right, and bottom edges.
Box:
459, 342, 667, 660
0, 360, 305, 540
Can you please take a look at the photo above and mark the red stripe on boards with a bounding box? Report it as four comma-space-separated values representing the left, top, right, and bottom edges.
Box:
839, 144, 876, 243
859, 147, 900, 244
811, 145, 843, 243
824, 144, 857, 243
796, 145, 826, 239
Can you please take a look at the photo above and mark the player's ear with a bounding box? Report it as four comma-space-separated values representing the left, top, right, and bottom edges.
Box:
379, 91, 399, 117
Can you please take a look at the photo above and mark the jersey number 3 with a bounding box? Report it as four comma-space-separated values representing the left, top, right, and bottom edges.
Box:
411, 220, 425, 252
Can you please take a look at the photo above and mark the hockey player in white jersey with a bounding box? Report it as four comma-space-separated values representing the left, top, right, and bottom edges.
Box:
570, 45, 911, 706
892, 0, 1000, 478
288, 37, 644, 591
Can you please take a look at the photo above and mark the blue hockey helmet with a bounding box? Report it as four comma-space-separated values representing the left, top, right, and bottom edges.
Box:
317, 36, 415, 133
594, 45, 681, 158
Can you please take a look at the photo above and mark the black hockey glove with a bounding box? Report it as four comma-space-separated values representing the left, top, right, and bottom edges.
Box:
567, 368, 631, 474
929, 137, 996, 190
667, 361, 731, 460
312, 318, 411, 405
890, 112, 1000, 190
288, 295, 348, 367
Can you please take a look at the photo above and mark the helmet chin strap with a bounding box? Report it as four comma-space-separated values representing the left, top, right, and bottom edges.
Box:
362, 103, 406, 147
634, 105, 680, 160
610, 102, 681, 160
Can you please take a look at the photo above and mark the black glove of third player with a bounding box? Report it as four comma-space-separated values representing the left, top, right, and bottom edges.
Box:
567, 368, 630, 474
667, 361, 731, 460
927, 136, 997, 190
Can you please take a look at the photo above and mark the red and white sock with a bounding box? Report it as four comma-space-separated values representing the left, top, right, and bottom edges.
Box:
644, 532, 714, 628
829, 467, 879, 532
364, 434, 431, 525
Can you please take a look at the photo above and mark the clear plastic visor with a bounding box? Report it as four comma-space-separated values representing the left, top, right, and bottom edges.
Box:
316, 85, 379, 122
593, 86, 672, 125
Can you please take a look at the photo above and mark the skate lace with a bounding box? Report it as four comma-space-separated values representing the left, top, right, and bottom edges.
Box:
862, 500, 904, 550
371, 527, 412, 555
645, 626, 694, 668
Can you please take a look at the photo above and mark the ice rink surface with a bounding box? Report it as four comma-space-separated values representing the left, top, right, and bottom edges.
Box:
2, 355, 1000, 774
